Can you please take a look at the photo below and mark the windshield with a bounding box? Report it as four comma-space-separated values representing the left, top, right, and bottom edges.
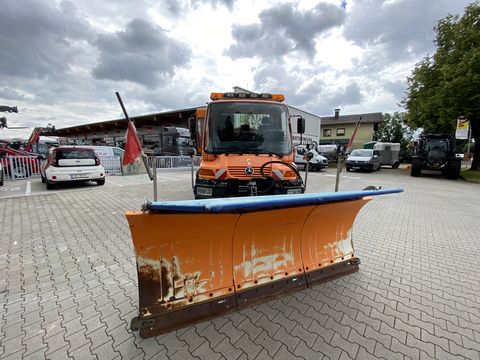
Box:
205, 102, 291, 155
177, 136, 190, 147
350, 149, 373, 157
426, 139, 447, 151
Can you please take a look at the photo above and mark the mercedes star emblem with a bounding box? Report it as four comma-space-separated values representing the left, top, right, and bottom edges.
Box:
244, 167, 254, 175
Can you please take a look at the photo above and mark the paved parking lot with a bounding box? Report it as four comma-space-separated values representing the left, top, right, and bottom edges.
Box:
1, 167, 479, 359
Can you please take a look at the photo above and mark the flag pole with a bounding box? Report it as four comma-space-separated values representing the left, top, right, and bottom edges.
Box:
335, 116, 362, 192
115, 92, 154, 181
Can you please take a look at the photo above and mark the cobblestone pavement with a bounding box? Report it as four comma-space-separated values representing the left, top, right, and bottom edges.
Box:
1, 168, 479, 359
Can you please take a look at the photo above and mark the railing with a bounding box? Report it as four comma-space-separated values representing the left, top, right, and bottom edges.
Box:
147, 156, 201, 169
1, 156, 42, 180
1, 155, 200, 182
99, 156, 122, 176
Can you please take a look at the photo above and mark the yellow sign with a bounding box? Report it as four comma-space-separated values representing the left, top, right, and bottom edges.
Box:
455, 118, 469, 139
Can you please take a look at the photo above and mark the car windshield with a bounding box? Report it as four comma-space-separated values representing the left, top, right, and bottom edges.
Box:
350, 149, 373, 157
205, 102, 291, 155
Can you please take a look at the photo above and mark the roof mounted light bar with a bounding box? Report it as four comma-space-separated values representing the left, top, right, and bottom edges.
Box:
210, 92, 285, 102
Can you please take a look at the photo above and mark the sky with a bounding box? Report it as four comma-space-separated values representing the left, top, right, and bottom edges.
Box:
0, 0, 474, 139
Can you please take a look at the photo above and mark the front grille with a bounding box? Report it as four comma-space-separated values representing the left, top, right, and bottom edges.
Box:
228, 166, 272, 178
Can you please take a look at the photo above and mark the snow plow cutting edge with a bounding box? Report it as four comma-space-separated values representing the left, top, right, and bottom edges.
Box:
126, 188, 402, 338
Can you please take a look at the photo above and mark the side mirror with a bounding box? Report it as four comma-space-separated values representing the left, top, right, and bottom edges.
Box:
188, 116, 196, 140
297, 117, 305, 134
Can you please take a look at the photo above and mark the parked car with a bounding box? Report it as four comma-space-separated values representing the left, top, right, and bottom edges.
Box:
294, 145, 328, 171
40, 146, 105, 190
346, 149, 382, 172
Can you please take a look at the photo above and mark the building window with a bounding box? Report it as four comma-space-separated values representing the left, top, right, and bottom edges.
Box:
323, 129, 332, 137
336, 128, 346, 136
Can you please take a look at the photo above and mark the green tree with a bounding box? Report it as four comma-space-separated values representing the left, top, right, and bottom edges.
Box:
375, 112, 412, 144
404, 3, 480, 170
375, 112, 413, 162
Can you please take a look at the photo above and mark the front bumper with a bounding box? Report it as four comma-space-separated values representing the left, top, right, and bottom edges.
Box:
346, 162, 373, 170
194, 178, 304, 198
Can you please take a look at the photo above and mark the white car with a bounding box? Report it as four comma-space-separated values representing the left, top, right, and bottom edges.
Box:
41, 146, 105, 190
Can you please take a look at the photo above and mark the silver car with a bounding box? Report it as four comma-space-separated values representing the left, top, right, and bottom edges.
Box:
346, 149, 382, 172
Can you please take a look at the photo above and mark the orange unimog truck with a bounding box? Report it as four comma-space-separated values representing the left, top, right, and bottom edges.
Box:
189, 92, 306, 198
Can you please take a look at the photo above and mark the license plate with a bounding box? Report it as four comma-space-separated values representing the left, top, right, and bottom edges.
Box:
196, 187, 212, 196
71, 174, 89, 179
287, 188, 303, 195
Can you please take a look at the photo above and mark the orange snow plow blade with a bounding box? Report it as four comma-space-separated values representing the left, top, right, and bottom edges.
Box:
126, 189, 402, 337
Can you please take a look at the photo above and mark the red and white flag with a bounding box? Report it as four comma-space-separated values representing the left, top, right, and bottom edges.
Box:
123, 121, 144, 174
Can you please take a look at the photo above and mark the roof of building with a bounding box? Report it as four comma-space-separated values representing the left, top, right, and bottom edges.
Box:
321, 112, 384, 126
47, 107, 197, 137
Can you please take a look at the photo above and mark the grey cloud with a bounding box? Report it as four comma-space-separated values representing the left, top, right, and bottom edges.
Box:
226, 2, 346, 61
327, 82, 362, 109
92, 19, 192, 87
343, 0, 472, 63
162, 0, 235, 16
383, 79, 407, 100
0, 0, 93, 79
253, 63, 362, 115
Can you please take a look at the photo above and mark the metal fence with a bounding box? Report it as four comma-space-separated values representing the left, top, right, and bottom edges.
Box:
147, 156, 201, 169
99, 156, 122, 176
1, 155, 200, 182
1, 156, 42, 181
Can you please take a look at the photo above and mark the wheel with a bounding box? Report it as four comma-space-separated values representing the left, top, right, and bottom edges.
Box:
411, 158, 422, 177
41, 174, 46, 183
96, 178, 105, 186
377, 164, 381, 171
393, 161, 400, 169
0, 174, 3, 187
446, 159, 461, 179
346, 166, 351, 172
46, 180, 55, 190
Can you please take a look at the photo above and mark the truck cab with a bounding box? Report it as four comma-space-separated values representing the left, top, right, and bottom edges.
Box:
190, 92, 304, 198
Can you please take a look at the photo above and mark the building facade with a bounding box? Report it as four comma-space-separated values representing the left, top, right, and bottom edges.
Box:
320, 111, 383, 150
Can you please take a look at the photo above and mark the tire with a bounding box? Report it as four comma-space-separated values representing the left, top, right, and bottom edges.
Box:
377, 164, 381, 171
411, 158, 422, 177
96, 178, 105, 186
346, 166, 351, 172
446, 159, 461, 179
46, 180, 55, 190
41, 174, 46, 183
393, 161, 400, 169
0, 174, 3, 187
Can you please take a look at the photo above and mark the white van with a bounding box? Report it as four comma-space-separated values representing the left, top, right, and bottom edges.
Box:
79, 146, 124, 158
294, 145, 328, 171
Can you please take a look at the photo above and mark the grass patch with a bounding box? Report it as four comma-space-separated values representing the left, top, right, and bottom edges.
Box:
461, 169, 480, 183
